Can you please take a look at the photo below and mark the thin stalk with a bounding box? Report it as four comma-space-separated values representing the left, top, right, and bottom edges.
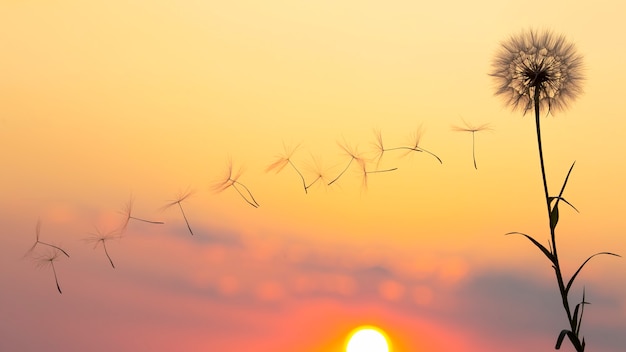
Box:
305, 176, 322, 191
177, 202, 194, 236
534, 87, 581, 350
385, 146, 442, 164
38, 241, 70, 258
328, 157, 355, 186
288, 160, 308, 194
232, 182, 260, 208
534, 88, 552, 235
102, 241, 115, 269
472, 132, 477, 169
129, 217, 164, 225
50, 261, 62, 294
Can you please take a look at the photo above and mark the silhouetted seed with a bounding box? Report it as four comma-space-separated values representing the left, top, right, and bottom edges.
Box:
162, 190, 196, 235
327, 141, 365, 186
303, 154, 329, 192
24, 219, 70, 259
371, 129, 387, 169
372, 128, 442, 165
213, 159, 259, 208
85, 226, 120, 268
358, 161, 398, 191
266, 142, 307, 194
35, 248, 64, 294
118, 195, 164, 234
451, 118, 492, 170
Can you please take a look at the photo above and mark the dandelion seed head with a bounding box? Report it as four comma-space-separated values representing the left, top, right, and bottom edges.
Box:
490, 28, 584, 114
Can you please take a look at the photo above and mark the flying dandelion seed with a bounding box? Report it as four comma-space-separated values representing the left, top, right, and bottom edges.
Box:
118, 195, 164, 233
85, 226, 120, 269
358, 161, 398, 191
24, 219, 70, 259
372, 128, 442, 165
372, 129, 388, 169
327, 141, 366, 186
266, 142, 307, 194
452, 118, 492, 169
303, 154, 329, 192
162, 190, 196, 235
402, 127, 442, 164
213, 159, 260, 208
35, 248, 64, 294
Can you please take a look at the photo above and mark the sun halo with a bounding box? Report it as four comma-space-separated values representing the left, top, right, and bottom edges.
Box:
346, 326, 391, 352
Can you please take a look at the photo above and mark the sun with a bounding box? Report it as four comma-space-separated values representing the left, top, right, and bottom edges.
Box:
346, 326, 391, 352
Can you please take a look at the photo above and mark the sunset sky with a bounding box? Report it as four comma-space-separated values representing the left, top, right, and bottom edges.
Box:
1, 1, 625, 351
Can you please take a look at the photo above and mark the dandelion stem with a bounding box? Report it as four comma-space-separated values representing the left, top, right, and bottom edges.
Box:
534, 86, 579, 349
534, 89, 552, 233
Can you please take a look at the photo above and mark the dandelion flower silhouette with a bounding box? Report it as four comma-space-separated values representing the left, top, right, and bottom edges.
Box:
490, 28, 584, 114
452, 119, 492, 169
118, 195, 164, 233
266, 142, 307, 194
85, 226, 120, 268
35, 248, 64, 294
24, 219, 70, 259
327, 141, 366, 186
213, 160, 259, 208
162, 190, 196, 235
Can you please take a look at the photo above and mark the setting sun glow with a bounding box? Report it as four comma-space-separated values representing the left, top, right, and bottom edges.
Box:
346, 326, 390, 352
2, 1, 626, 352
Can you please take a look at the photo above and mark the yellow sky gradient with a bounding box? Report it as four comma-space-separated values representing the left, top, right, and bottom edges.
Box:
2, 1, 625, 351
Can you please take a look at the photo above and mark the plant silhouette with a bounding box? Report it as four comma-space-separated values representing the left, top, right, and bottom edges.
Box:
24, 219, 70, 259
213, 160, 260, 208
451, 118, 492, 169
266, 143, 307, 194
162, 190, 196, 235
85, 226, 120, 268
35, 248, 65, 294
491, 28, 618, 352
118, 195, 164, 233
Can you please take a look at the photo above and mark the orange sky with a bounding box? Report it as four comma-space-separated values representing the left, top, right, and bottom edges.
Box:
1, 1, 625, 351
